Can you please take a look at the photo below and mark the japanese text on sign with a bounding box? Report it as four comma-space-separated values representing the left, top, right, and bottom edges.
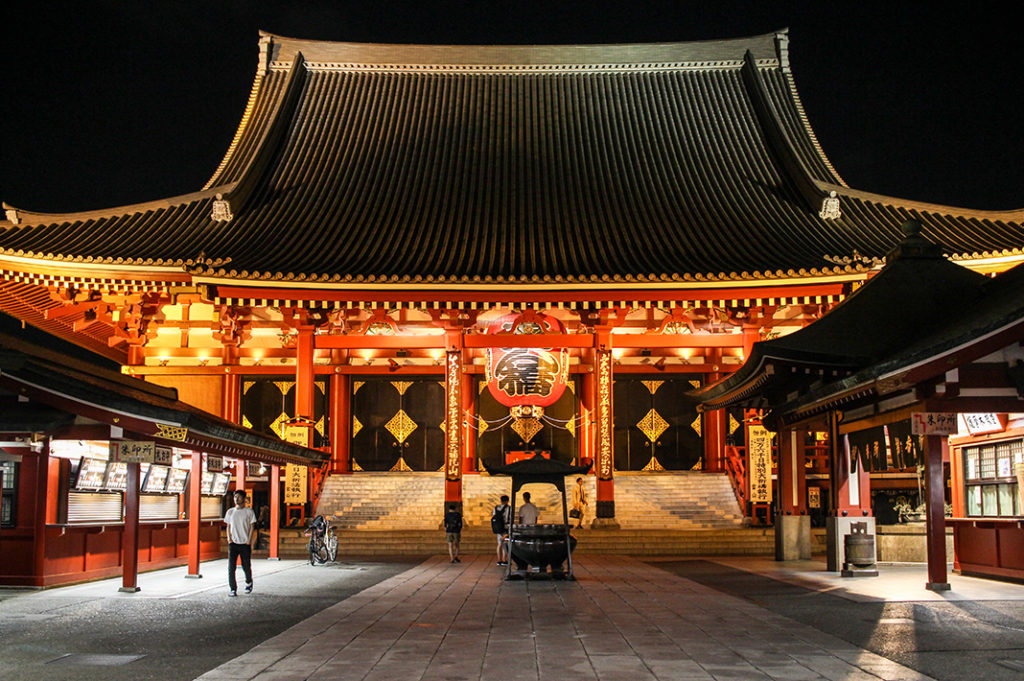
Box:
284, 464, 307, 504
961, 413, 1005, 436
282, 424, 310, 447
207, 455, 224, 472
747, 425, 773, 503
110, 440, 155, 463
911, 412, 956, 436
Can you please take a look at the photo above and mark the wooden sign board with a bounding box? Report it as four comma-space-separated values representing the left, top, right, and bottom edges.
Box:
110, 440, 155, 464
284, 464, 307, 504
911, 412, 956, 436
960, 413, 1006, 436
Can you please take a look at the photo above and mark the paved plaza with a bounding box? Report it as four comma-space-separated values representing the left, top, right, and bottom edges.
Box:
4, 555, 1024, 681
196, 556, 949, 681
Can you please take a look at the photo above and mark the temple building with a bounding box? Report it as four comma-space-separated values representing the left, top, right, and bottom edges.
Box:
2, 30, 1023, 580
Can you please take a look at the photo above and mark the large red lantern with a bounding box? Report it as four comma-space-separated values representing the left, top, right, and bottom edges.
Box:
484, 312, 569, 408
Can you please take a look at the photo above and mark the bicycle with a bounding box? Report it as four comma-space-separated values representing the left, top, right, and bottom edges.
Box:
304, 515, 338, 565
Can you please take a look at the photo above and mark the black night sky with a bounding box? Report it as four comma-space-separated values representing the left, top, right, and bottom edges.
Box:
2, 2, 1021, 214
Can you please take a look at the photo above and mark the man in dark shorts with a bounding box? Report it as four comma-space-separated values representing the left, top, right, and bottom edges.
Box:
444, 503, 463, 563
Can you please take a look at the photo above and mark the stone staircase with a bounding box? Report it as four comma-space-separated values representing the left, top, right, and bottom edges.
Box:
267, 470, 760, 558
314, 471, 744, 530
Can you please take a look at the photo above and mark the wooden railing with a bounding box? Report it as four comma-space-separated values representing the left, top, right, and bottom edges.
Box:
309, 454, 332, 515
724, 444, 747, 510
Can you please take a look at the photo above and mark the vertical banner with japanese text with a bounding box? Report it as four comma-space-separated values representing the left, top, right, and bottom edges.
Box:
444, 351, 462, 481
284, 464, 307, 504
595, 351, 613, 481
747, 425, 773, 503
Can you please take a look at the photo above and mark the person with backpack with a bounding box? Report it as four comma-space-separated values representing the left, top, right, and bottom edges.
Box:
444, 503, 463, 563
491, 494, 511, 565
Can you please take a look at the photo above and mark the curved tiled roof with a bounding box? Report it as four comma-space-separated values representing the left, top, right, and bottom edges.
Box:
1, 30, 1022, 286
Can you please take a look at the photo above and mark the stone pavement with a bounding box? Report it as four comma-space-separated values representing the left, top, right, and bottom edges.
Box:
196, 555, 938, 681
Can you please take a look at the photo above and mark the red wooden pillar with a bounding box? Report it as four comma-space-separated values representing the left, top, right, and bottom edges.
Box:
462, 371, 477, 474
777, 429, 808, 515
580, 368, 595, 466
924, 434, 950, 590
119, 462, 141, 592
775, 428, 810, 560
443, 348, 463, 510
269, 464, 281, 560
703, 349, 724, 472
295, 327, 315, 420
235, 458, 247, 496
330, 374, 351, 474
221, 373, 241, 423
32, 444, 51, 584
186, 451, 203, 578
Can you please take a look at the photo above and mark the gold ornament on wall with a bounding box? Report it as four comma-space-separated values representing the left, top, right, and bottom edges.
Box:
637, 409, 669, 443
642, 380, 664, 395
385, 409, 418, 444
691, 415, 702, 436
511, 417, 543, 443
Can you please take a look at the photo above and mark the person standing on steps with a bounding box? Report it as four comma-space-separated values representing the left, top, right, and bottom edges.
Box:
518, 491, 539, 525
223, 490, 257, 596
571, 477, 588, 529
492, 494, 511, 565
444, 503, 463, 563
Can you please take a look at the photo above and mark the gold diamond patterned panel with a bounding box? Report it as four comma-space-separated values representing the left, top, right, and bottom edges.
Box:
478, 420, 488, 436
242, 415, 253, 429
510, 417, 543, 443
390, 457, 413, 472
691, 415, 702, 436
478, 381, 487, 394
273, 381, 294, 396
637, 409, 669, 443
351, 459, 363, 471
353, 381, 364, 394
439, 420, 446, 434
642, 380, 664, 395
565, 418, 575, 437
393, 381, 413, 396
315, 416, 325, 436
352, 415, 362, 438
385, 409, 418, 444
567, 382, 576, 394
729, 414, 742, 435
642, 456, 665, 471
269, 412, 289, 439
315, 381, 326, 395
243, 381, 255, 395
690, 380, 701, 389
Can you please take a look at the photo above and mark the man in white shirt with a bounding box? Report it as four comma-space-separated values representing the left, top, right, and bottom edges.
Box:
518, 491, 539, 525
223, 490, 257, 596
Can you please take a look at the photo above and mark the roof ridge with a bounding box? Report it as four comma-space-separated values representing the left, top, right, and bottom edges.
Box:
1, 186, 229, 227
818, 181, 1024, 218
258, 29, 785, 67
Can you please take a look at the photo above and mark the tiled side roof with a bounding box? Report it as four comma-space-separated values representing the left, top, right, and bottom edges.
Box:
1, 31, 1022, 286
